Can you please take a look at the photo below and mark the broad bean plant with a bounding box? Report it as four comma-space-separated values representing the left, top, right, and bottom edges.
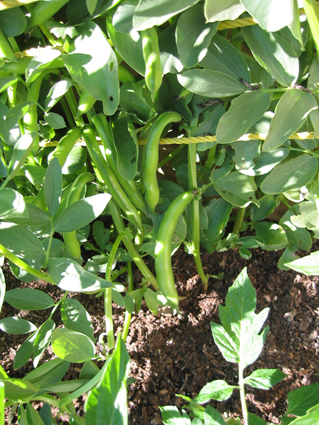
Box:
0, 0, 318, 423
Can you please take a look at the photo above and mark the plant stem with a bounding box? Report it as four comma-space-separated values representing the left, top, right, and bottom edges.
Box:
302, 0, 319, 55
44, 217, 55, 269
233, 207, 246, 234
48, 291, 68, 320
238, 361, 248, 425
157, 144, 186, 169
0, 243, 54, 283
122, 261, 133, 342
59, 95, 76, 128
204, 144, 217, 170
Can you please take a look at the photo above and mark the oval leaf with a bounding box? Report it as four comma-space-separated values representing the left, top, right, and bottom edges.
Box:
51, 328, 95, 363
5, 288, 55, 311
0, 317, 37, 334
61, 298, 94, 341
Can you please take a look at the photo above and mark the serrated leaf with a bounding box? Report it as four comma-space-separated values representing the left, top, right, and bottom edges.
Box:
61, 298, 94, 342
48, 258, 111, 292
194, 380, 234, 403
5, 288, 54, 311
204, 405, 227, 425
285, 383, 319, 417
260, 155, 318, 194
211, 268, 269, 368
52, 328, 95, 363
159, 406, 192, 424
205, 0, 245, 22
216, 91, 270, 144
0, 317, 37, 334
244, 369, 286, 390
263, 90, 318, 151
84, 337, 130, 423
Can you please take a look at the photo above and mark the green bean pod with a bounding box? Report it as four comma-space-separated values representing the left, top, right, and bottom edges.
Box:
118, 65, 136, 84
141, 27, 162, 101
155, 190, 195, 310
51, 127, 82, 167
143, 111, 182, 213
27, 0, 70, 30
63, 172, 94, 262
76, 91, 96, 118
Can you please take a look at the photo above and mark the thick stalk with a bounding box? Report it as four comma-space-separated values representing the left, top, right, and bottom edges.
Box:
188, 143, 208, 289
233, 207, 246, 235
122, 261, 133, 342
204, 145, 217, 170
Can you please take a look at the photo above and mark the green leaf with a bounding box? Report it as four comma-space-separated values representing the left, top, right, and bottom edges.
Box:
48, 257, 112, 292
84, 337, 130, 424
194, 380, 234, 403
288, 404, 319, 424
232, 140, 262, 173
0, 7, 27, 37
0, 188, 27, 220
177, 69, 245, 98
216, 91, 270, 144
0, 268, 5, 314
205, 0, 245, 22
133, 0, 201, 30
9, 203, 50, 227
244, 369, 286, 390
0, 76, 18, 93
242, 26, 299, 87
0, 222, 44, 259
263, 90, 318, 151
0, 382, 4, 425
86, 0, 98, 15
5, 102, 32, 132
239, 148, 289, 177
120, 80, 151, 122
204, 405, 227, 425
33, 319, 56, 368
26, 49, 62, 84
62, 21, 119, 116
241, 0, 294, 32
26, 403, 45, 425
44, 156, 62, 217
92, 221, 110, 250
54, 193, 111, 232
144, 288, 165, 315
52, 328, 95, 363
291, 200, 319, 229
176, 4, 218, 68
200, 34, 250, 82
8, 133, 35, 179
214, 172, 258, 207
247, 413, 268, 425
285, 251, 319, 275
159, 406, 192, 424
279, 210, 312, 251
42, 379, 89, 393
286, 383, 319, 417
61, 146, 87, 175
25, 358, 70, 388
159, 23, 183, 75
5, 288, 55, 311
14, 333, 36, 370
252, 222, 288, 250
0, 317, 37, 334
44, 112, 66, 130
211, 267, 269, 368
260, 155, 318, 194
80, 360, 100, 380
204, 198, 232, 241
39, 403, 53, 425
61, 298, 95, 341
45, 79, 72, 112
1, 378, 38, 402
250, 195, 276, 222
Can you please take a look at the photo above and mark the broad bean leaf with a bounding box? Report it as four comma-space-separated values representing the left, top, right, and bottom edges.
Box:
25, 358, 70, 389
193, 380, 234, 403
86, 0, 99, 14
285, 251, 319, 275
33, 319, 56, 368
214, 171, 258, 207
241, 0, 294, 32
279, 210, 312, 251
239, 148, 289, 177
112, 0, 138, 33
39, 403, 53, 425
252, 222, 288, 250
205, 0, 245, 22
243, 369, 286, 390
4, 288, 54, 310
204, 198, 232, 241
0, 317, 37, 334
5, 102, 32, 132
210, 267, 269, 369
106, 18, 145, 75
250, 195, 276, 222
0, 76, 18, 93
0, 268, 4, 314
242, 26, 299, 87
133, 0, 201, 31
291, 200, 319, 229
0, 222, 44, 260
62, 21, 119, 115
263, 90, 318, 151
9, 203, 50, 227
54, 193, 111, 232
260, 155, 318, 194
200, 34, 250, 82
21, 164, 47, 189
48, 257, 112, 292
216, 91, 270, 144
80, 360, 100, 380
159, 23, 183, 75
177, 69, 245, 98
176, 4, 219, 68
45, 79, 72, 112
26, 403, 46, 425
232, 140, 262, 173
278, 245, 298, 272
44, 112, 66, 130
14, 333, 36, 370
0, 378, 38, 402
159, 406, 191, 424
84, 337, 130, 424
120, 80, 151, 123
62, 146, 87, 175
26, 49, 62, 84
52, 328, 95, 363
8, 133, 35, 180
0, 7, 26, 37
61, 298, 95, 342
44, 157, 62, 217
0, 188, 27, 220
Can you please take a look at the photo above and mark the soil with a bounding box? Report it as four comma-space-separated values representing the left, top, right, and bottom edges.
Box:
1, 246, 319, 424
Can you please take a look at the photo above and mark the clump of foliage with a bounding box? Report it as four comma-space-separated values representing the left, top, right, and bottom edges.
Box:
0, 0, 319, 423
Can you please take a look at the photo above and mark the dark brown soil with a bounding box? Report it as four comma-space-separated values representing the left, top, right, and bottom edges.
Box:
1, 246, 319, 424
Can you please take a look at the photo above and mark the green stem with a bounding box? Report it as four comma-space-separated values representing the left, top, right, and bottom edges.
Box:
157, 144, 186, 169
233, 208, 246, 234
65, 88, 85, 127
239, 362, 248, 425
204, 144, 217, 170
302, 0, 319, 55
44, 217, 55, 268
48, 291, 68, 320
0, 243, 54, 283
122, 261, 133, 342
59, 95, 76, 128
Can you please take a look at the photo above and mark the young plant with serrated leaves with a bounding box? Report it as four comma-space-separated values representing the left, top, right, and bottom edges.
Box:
160, 267, 287, 425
